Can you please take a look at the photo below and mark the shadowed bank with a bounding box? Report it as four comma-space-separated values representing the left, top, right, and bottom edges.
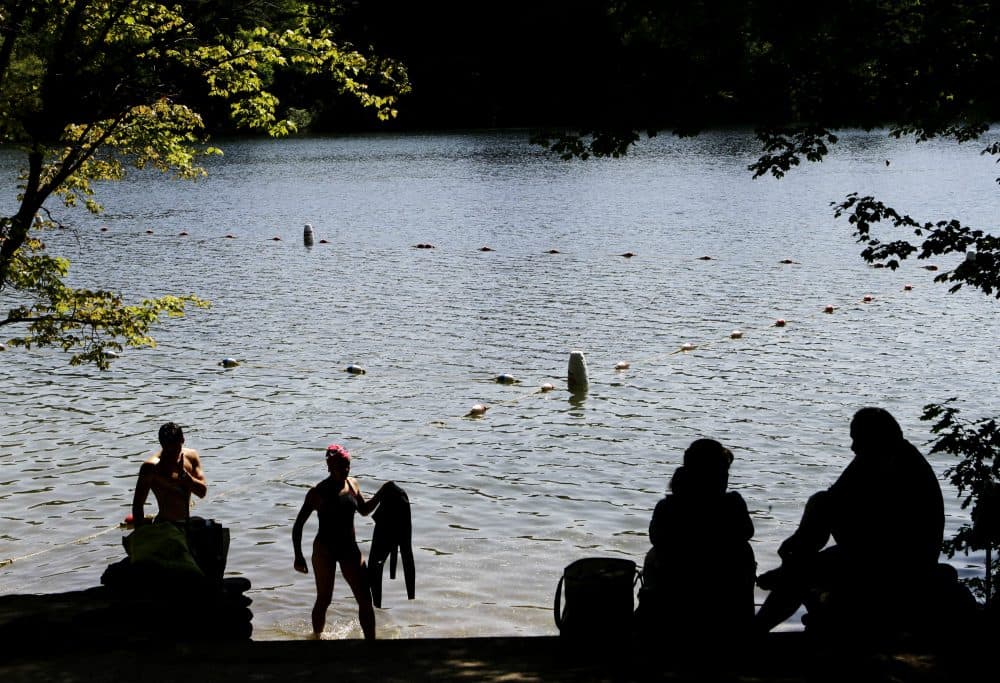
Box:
0, 589, 995, 683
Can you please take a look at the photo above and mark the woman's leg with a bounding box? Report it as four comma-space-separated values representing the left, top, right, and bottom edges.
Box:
311, 539, 336, 635
341, 548, 376, 640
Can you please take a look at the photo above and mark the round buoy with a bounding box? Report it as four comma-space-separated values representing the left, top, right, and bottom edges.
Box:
863, 295, 873, 303
680, 342, 695, 352
904, 284, 913, 291
730, 330, 743, 339
346, 364, 366, 375
145, 229, 153, 235
614, 361, 630, 370
774, 319, 787, 327
496, 373, 516, 384
303, 223, 314, 246
124, 513, 134, 525
100, 226, 108, 232
824, 305, 835, 313
220, 357, 239, 368
467, 403, 488, 417
540, 383, 555, 392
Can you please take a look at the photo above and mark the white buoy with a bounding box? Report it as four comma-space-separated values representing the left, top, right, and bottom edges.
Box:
730, 330, 743, 339
467, 403, 488, 417
220, 357, 239, 368
567, 351, 589, 394
346, 364, 366, 374
680, 342, 695, 352
614, 361, 630, 370
540, 382, 555, 392
303, 223, 314, 246
496, 373, 516, 384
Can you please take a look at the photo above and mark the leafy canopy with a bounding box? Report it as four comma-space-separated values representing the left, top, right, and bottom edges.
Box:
0, 0, 409, 368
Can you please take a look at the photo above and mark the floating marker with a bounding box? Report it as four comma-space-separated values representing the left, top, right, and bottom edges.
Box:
774, 319, 787, 327
923, 264, 939, 271
224, 234, 235, 239
271, 236, 282, 241
178, 231, 188, 237
496, 373, 516, 384
220, 357, 239, 368
730, 330, 743, 339
319, 239, 329, 244
467, 403, 488, 417
100, 226, 108, 232
124, 513, 134, 524
620, 252, 635, 258
540, 383, 555, 392
863, 295, 873, 303
697, 255, 713, 261
145, 230, 154, 235
346, 364, 366, 375
824, 305, 835, 313
904, 284, 913, 291
303, 223, 314, 246
567, 351, 589, 394
0, 343, 6, 351
415, 243, 435, 249
614, 361, 630, 370
480, 246, 494, 252
547, 249, 560, 254
680, 342, 696, 352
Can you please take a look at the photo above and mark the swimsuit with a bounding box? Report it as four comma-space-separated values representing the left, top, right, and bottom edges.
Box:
315, 478, 361, 562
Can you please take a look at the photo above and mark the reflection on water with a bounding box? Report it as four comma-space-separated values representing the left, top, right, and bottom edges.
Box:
1, 130, 998, 639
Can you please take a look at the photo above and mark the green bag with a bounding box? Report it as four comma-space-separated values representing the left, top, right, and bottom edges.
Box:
125, 522, 204, 578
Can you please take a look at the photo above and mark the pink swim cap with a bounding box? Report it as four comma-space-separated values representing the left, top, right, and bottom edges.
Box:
325, 443, 350, 462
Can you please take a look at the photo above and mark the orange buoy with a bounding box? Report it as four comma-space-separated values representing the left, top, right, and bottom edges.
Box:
774, 319, 787, 327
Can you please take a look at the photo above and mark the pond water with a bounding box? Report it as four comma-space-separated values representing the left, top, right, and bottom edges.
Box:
1, 129, 998, 639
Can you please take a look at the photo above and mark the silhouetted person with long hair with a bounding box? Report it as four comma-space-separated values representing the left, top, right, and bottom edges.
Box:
755, 407, 945, 636
636, 438, 756, 639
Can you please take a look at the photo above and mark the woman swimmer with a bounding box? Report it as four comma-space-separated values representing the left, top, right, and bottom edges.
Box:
292, 443, 385, 638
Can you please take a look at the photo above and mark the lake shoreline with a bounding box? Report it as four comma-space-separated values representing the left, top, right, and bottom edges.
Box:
0, 628, 989, 683
1, 587, 994, 682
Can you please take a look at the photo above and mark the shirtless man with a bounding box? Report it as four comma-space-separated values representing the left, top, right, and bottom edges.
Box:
131, 422, 207, 525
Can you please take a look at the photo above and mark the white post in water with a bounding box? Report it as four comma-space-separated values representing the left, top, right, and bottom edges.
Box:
567, 351, 589, 394
303, 223, 314, 246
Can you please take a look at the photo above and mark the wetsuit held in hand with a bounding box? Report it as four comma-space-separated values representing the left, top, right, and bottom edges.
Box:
368, 481, 415, 608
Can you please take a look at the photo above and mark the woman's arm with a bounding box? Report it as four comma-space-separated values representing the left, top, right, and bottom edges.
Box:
352, 478, 383, 516
292, 490, 315, 573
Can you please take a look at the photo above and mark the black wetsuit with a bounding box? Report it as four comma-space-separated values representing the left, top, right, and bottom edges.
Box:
368, 481, 415, 607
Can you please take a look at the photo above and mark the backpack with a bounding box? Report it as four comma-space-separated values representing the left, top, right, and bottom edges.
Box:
553, 557, 641, 638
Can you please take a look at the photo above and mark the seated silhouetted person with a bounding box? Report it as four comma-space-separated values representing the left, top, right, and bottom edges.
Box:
754, 407, 963, 640
635, 439, 756, 639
